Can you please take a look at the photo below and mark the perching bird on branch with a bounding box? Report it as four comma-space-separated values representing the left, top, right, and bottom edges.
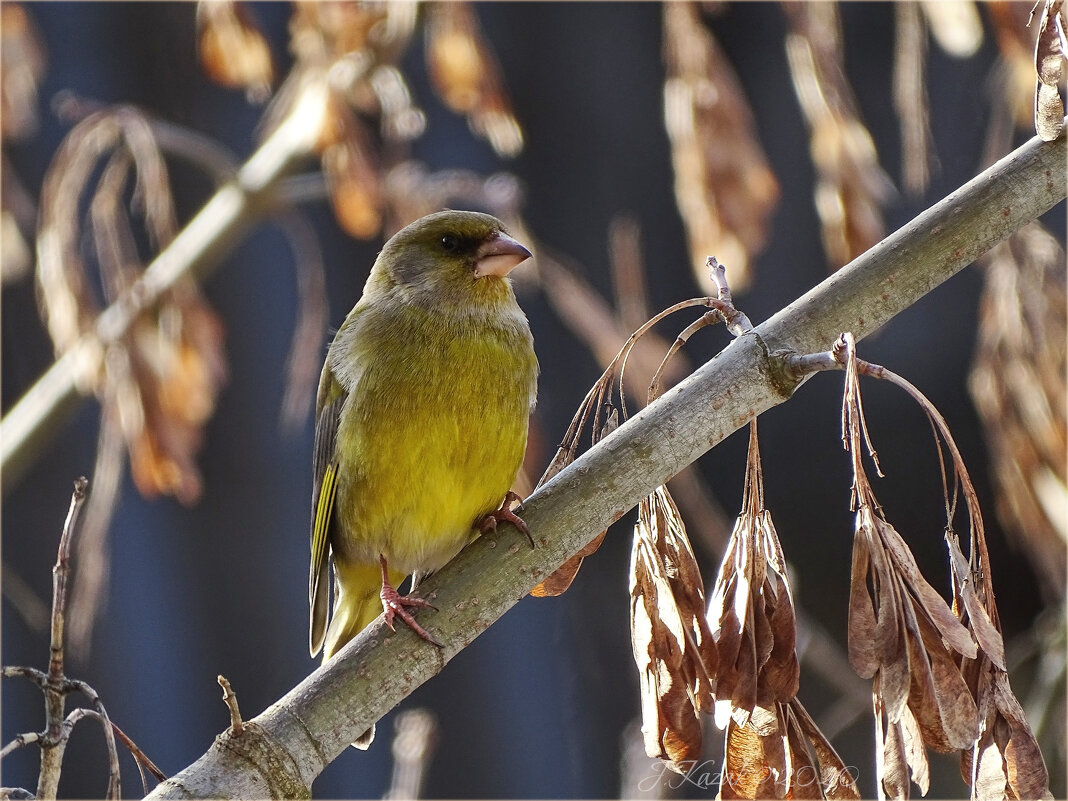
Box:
308, 211, 538, 678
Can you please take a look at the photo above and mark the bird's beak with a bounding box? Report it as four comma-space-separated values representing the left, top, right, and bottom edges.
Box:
473, 232, 532, 278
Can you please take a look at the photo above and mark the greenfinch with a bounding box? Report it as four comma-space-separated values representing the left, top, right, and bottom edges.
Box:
309, 210, 539, 666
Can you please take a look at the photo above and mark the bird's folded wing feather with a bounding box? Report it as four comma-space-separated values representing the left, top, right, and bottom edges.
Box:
309, 369, 344, 657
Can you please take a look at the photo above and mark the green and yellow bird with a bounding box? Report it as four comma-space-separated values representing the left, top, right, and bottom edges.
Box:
309, 210, 539, 666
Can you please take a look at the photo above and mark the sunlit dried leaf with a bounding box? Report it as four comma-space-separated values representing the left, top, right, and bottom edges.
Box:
877, 700, 910, 800
425, 2, 523, 158
720, 698, 860, 800
843, 333, 1052, 799
899, 704, 931, 796
268, 2, 417, 162
1034, 0, 1067, 141
945, 532, 1006, 670
722, 716, 779, 799
0, 3, 46, 141
991, 672, 1050, 799
912, 608, 979, 749
36, 106, 226, 508
840, 336, 992, 795
323, 121, 383, 239
790, 700, 862, 799
962, 658, 1052, 800
197, 0, 274, 103
857, 513, 905, 673
969, 224, 1067, 599
847, 526, 879, 678
630, 486, 718, 769
1, 169, 33, 281
662, 3, 778, 293
289, 1, 397, 63
919, 0, 982, 58
902, 609, 955, 753
971, 728, 1012, 801
708, 422, 799, 731
531, 530, 605, 597
41, 106, 230, 649
878, 517, 977, 660
878, 637, 911, 725
784, 4, 893, 268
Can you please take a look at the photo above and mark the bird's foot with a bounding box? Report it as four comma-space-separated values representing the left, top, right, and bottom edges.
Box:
477, 491, 534, 548
379, 556, 442, 647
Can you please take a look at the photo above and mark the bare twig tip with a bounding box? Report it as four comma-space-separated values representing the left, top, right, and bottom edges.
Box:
217, 675, 244, 735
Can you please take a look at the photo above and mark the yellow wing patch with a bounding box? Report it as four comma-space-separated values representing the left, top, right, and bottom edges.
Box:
309, 460, 339, 655
312, 461, 339, 579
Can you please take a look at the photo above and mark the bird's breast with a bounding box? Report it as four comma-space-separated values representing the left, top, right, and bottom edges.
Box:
331, 307, 537, 574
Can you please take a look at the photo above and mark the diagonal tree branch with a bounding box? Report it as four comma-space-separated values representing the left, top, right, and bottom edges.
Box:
147, 127, 1065, 798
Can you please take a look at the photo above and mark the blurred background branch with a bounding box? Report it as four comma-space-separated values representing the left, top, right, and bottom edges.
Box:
0, 82, 327, 494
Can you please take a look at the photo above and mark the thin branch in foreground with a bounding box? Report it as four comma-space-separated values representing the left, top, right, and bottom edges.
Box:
1, 478, 166, 798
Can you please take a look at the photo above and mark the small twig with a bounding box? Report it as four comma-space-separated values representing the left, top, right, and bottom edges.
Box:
109, 717, 167, 791
705, 255, 733, 305
49, 477, 87, 680
1, 480, 135, 800
706, 256, 753, 335
36, 479, 92, 799
0, 732, 42, 759
788, 332, 987, 558
782, 348, 841, 379
1, 665, 47, 686
64, 678, 122, 797
647, 310, 721, 402
793, 334, 889, 481
615, 296, 719, 418
646, 258, 754, 403
60, 708, 121, 797
217, 675, 244, 735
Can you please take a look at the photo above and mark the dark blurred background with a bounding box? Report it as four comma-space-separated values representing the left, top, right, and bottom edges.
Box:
2, 3, 1064, 798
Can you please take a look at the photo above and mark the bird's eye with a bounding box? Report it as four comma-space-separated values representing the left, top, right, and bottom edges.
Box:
440, 234, 459, 252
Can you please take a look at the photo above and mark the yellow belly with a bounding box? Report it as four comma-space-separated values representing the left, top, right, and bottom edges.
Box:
331, 315, 534, 574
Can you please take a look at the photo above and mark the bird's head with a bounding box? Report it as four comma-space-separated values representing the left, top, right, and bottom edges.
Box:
369, 210, 532, 310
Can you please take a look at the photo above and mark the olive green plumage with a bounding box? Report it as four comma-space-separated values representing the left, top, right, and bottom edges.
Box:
309, 211, 538, 663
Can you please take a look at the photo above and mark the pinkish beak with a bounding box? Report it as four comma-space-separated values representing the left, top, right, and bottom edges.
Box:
473, 232, 532, 278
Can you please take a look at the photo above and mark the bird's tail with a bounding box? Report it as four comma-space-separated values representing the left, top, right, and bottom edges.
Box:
323, 561, 396, 660
323, 559, 405, 750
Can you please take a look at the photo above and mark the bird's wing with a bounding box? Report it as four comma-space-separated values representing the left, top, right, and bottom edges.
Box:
309, 368, 344, 657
